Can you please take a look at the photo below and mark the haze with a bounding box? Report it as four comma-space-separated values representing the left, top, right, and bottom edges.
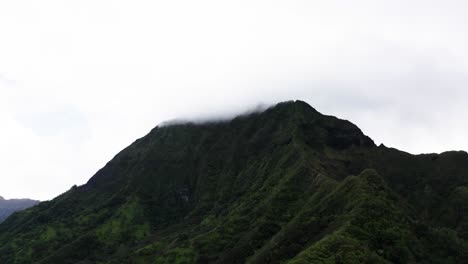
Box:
0, 0, 467, 200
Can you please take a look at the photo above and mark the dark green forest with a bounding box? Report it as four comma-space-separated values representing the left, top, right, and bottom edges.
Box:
0, 100, 467, 263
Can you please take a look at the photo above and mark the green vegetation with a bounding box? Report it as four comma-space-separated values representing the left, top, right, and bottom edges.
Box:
0, 100, 467, 263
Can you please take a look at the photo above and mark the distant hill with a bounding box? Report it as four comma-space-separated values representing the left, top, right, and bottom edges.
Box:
0, 100, 467, 263
0, 196, 39, 222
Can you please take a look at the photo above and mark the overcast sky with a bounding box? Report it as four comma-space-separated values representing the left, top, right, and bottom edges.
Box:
0, 0, 467, 200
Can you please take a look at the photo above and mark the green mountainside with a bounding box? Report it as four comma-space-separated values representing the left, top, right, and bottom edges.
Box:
0, 196, 39, 223
0, 100, 467, 263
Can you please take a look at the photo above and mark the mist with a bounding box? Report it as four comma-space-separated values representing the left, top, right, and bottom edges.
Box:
0, 0, 467, 200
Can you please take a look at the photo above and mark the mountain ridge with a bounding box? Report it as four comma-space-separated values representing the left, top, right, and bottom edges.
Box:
0, 100, 467, 263
0, 196, 39, 222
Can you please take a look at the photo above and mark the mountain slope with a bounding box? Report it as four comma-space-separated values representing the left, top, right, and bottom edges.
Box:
0, 196, 39, 222
0, 100, 467, 263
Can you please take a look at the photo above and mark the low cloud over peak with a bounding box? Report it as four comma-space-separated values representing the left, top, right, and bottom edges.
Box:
0, 0, 467, 200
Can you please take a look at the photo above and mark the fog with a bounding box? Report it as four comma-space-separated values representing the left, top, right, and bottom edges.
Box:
0, 0, 467, 200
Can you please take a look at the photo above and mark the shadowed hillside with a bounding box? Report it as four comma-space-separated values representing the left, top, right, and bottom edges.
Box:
0, 100, 467, 263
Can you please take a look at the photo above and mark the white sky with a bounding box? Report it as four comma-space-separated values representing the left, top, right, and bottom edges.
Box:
0, 0, 467, 200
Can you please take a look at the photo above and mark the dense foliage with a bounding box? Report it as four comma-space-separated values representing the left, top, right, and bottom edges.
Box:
0, 100, 467, 263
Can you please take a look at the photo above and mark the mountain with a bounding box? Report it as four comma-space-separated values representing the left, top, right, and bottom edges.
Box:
0, 100, 467, 263
0, 196, 39, 222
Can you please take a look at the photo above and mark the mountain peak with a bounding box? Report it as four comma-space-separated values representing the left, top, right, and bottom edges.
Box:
266, 100, 374, 149
2, 100, 466, 263
0, 196, 4, 201
268, 100, 321, 116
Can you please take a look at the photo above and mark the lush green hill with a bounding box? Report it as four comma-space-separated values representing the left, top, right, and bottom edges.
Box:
0, 100, 467, 263
0, 196, 38, 222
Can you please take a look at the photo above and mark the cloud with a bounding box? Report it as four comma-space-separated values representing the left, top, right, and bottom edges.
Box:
0, 0, 467, 199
